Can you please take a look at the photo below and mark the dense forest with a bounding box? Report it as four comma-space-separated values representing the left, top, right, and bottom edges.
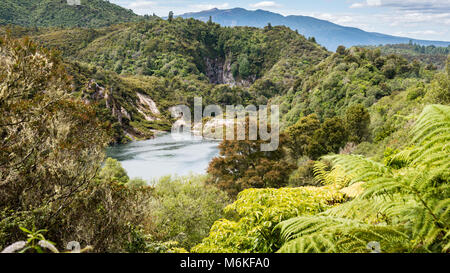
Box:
0, 0, 140, 28
365, 43, 450, 70
0, 1, 449, 254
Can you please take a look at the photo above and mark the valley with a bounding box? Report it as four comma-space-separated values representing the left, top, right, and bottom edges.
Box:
0, 0, 449, 255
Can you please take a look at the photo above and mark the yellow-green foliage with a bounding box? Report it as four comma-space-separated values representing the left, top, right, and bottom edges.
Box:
192, 185, 344, 253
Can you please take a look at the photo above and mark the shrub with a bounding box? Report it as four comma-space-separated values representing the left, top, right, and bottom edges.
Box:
192, 185, 344, 253
146, 176, 230, 250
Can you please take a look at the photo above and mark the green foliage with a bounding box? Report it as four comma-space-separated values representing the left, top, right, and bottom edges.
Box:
0, 34, 154, 253
0, 4, 448, 254
127, 178, 147, 189
367, 43, 450, 70
424, 59, 450, 105
0, 34, 110, 249
277, 105, 450, 253
56, 175, 154, 253
146, 176, 230, 251
99, 158, 129, 185
286, 114, 348, 160
0, 17, 328, 142
317, 116, 349, 153
288, 160, 318, 187
286, 114, 322, 159
207, 119, 296, 197
193, 185, 345, 253
0, 0, 141, 28
278, 47, 428, 127
406, 82, 426, 101
345, 104, 371, 143
237, 54, 251, 78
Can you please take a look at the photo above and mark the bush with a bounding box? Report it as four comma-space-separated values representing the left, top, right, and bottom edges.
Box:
146, 176, 230, 250
192, 186, 344, 253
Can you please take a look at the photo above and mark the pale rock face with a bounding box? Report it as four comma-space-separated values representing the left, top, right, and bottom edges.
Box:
136, 92, 160, 121
120, 107, 131, 121
85, 80, 132, 125
222, 58, 237, 86
204, 57, 255, 87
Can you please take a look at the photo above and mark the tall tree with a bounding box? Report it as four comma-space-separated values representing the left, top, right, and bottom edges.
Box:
207, 118, 295, 197
0, 35, 109, 244
345, 104, 371, 143
286, 114, 321, 159
316, 117, 349, 154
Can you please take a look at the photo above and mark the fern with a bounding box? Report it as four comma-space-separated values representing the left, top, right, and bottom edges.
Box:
277, 104, 450, 253
277, 216, 410, 253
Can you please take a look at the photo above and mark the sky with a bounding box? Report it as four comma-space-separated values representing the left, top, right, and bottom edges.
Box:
109, 0, 450, 41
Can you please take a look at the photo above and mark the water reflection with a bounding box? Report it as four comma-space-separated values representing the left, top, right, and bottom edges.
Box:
106, 133, 220, 182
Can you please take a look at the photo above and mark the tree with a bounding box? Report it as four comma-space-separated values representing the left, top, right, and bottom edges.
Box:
168, 11, 174, 22
336, 45, 346, 55
424, 57, 450, 105
207, 118, 296, 197
238, 54, 251, 78
0, 35, 110, 246
345, 104, 371, 143
193, 185, 344, 253
316, 117, 349, 154
286, 114, 321, 159
148, 176, 230, 250
99, 158, 130, 185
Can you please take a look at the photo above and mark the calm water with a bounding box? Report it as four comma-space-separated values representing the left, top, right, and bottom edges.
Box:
106, 133, 220, 182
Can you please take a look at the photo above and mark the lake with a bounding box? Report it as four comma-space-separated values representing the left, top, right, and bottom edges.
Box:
106, 133, 220, 182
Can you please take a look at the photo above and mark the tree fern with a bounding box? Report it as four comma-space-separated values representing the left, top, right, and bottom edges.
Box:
277, 104, 450, 253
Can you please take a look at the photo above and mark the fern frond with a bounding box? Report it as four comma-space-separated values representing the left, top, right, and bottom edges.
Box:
323, 154, 389, 185
277, 105, 450, 253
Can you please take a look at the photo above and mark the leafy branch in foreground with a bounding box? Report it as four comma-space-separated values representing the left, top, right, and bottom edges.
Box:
1, 226, 92, 253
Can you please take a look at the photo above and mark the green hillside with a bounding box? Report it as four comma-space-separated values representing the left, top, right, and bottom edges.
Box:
0, 9, 449, 254
0, 0, 140, 28
2, 18, 328, 143
367, 43, 450, 69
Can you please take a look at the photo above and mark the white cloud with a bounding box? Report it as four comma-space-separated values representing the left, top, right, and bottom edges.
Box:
189, 3, 230, 11
350, 3, 365, 8
128, 1, 156, 9
250, 1, 282, 9
394, 30, 441, 37
350, 0, 450, 12
350, 0, 383, 8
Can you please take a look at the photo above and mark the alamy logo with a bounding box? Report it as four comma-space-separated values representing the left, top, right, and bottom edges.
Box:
170, 97, 280, 152
67, 0, 81, 6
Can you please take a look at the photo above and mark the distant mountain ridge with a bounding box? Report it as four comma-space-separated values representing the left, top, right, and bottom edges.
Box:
1, 1, 448, 52
178, 8, 450, 51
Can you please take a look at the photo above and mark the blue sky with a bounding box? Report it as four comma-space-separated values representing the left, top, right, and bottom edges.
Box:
109, 0, 450, 41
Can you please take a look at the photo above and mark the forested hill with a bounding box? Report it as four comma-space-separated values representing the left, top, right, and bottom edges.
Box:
1, 17, 328, 143
366, 43, 450, 70
0, 0, 140, 28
